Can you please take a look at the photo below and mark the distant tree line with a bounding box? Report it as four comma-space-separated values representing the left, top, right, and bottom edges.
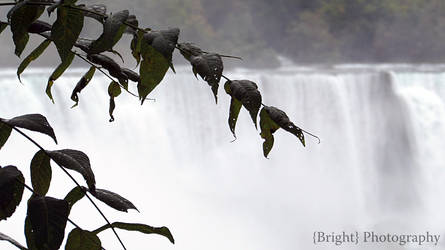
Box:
120, 0, 445, 66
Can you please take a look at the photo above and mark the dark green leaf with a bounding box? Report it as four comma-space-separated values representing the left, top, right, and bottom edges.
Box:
264, 106, 305, 146
0, 166, 24, 221
143, 28, 179, 71
46, 52, 75, 102
87, 54, 128, 84
64, 186, 86, 211
138, 33, 171, 103
17, 39, 51, 82
122, 68, 140, 82
66, 228, 101, 250
93, 222, 174, 244
0, 121, 12, 150
24, 217, 36, 250
224, 80, 262, 128
0, 22, 9, 35
28, 20, 51, 34
259, 108, 280, 158
46, 149, 96, 191
228, 98, 242, 138
26, 196, 69, 250
10, 0, 45, 57
30, 150, 51, 196
51, 6, 84, 62
130, 30, 144, 66
88, 10, 129, 54
71, 66, 96, 108
0, 232, 27, 250
90, 188, 138, 212
109, 97, 116, 122
190, 53, 223, 103
2, 114, 57, 144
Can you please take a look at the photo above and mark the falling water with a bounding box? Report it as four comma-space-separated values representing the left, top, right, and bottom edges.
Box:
1, 64, 445, 250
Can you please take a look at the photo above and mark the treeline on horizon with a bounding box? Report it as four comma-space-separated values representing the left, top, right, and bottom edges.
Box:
0, 0, 442, 67
114, 0, 444, 67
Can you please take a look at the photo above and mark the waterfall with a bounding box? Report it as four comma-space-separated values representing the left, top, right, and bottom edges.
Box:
1, 64, 445, 250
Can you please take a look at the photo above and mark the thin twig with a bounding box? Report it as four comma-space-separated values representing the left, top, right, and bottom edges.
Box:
0, 121, 127, 250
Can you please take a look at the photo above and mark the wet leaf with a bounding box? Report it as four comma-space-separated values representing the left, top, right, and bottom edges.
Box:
30, 150, 51, 196
46, 52, 75, 102
51, 6, 84, 62
28, 20, 51, 34
227, 98, 242, 138
90, 188, 138, 212
224, 80, 262, 129
71, 66, 96, 107
46, 149, 96, 191
64, 186, 86, 211
88, 10, 129, 54
26, 196, 69, 250
66, 228, 101, 250
0, 122, 12, 150
259, 108, 280, 158
259, 106, 305, 158
108, 81, 121, 122
190, 53, 223, 103
138, 33, 170, 103
143, 28, 179, 71
178, 42, 204, 62
93, 222, 174, 244
10, 0, 45, 57
0, 232, 27, 250
0, 166, 24, 221
17, 39, 51, 82
2, 114, 57, 143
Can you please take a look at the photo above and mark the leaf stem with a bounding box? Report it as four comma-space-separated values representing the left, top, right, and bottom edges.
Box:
300, 128, 321, 144
0, 120, 126, 250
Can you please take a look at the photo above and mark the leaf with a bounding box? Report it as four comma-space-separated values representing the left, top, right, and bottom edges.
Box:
26, 196, 69, 250
10, 0, 45, 57
66, 228, 101, 250
227, 98, 242, 138
51, 6, 84, 62
108, 81, 121, 122
93, 222, 174, 244
224, 80, 262, 129
88, 10, 129, 54
46, 149, 96, 191
138, 32, 172, 103
0, 166, 24, 221
149, 28, 179, 71
71, 66, 96, 108
0, 22, 7, 35
17, 39, 51, 82
121, 68, 140, 82
81, 4, 107, 22
90, 188, 138, 212
0, 232, 27, 250
28, 20, 52, 34
259, 106, 306, 158
130, 30, 144, 66
2, 114, 57, 143
30, 150, 51, 196
190, 53, 223, 103
64, 186, 86, 211
0, 122, 12, 150
178, 42, 204, 62
24, 217, 36, 250
259, 108, 280, 158
87, 54, 128, 83
46, 52, 75, 102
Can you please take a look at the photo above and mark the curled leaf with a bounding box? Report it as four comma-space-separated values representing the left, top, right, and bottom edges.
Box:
90, 188, 138, 212
190, 53, 223, 103
143, 28, 179, 71
28, 20, 52, 34
46, 149, 96, 191
108, 81, 121, 122
71, 66, 96, 107
47, 52, 75, 103
224, 80, 262, 131
88, 10, 129, 54
122, 68, 140, 82
0, 166, 25, 221
2, 114, 57, 143
178, 42, 204, 62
